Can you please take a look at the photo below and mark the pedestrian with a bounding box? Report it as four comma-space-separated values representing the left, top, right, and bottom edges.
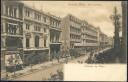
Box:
6, 72, 8, 80
57, 51, 60, 63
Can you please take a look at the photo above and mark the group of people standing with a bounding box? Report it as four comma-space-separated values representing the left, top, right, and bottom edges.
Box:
51, 49, 70, 63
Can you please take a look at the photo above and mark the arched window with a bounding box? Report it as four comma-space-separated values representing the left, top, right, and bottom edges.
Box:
35, 36, 39, 48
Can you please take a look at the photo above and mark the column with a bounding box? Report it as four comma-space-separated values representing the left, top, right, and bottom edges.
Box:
2, 20, 6, 33
16, 7, 19, 18
3, 37, 6, 49
30, 33, 34, 48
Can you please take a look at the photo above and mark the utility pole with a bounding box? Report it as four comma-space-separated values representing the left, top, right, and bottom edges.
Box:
110, 7, 121, 51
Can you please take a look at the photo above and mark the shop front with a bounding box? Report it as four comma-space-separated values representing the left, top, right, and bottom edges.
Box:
1, 50, 6, 79
50, 43, 61, 61
23, 49, 49, 66
5, 51, 23, 72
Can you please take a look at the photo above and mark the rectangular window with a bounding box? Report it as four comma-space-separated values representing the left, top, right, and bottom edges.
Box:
34, 13, 37, 19
50, 19, 52, 25
25, 10, 27, 16
34, 13, 40, 20
34, 25, 36, 31
25, 9, 30, 17
7, 23, 17, 34
1, 23, 3, 33
34, 25, 40, 32
44, 17, 46, 23
44, 28, 46, 32
26, 38, 30, 48
35, 36, 39, 48
38, 14, 41, 21
44, 39, 46, 47
14, 8, 17, 18
38, 27, 40, 31
6, 5, 9, 16
9, 7, 13, 17
26, 24, 30, 30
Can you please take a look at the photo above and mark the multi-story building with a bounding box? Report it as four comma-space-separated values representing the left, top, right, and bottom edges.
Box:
48, 13, 62, 60
107, 37, 114, 48
1, 1, 114, 79
99, 32, 108, 49
75, 20, 99, 53
1, 1, 62, 71
22, 4, 61, 65
60, 14, 81, 51
1, 0, 24, 78
22, 5, 50, 65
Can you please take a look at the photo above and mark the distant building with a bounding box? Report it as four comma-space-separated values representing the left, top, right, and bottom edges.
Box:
60, 14, 81, 51
99, 32, 108, 49
107, 37, 114, 48
1, 1, 115, 79
60, 14, 111, 55
76, 20, 99, 53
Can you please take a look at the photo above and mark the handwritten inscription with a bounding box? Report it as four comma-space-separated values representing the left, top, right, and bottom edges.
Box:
84, 64, 104, 68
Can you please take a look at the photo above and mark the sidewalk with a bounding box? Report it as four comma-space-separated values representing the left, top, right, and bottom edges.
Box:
10, 49, 108, 76
7, 57, 68, 80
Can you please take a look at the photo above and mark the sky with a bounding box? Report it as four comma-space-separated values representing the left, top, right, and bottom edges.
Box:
22, 1, 122, 37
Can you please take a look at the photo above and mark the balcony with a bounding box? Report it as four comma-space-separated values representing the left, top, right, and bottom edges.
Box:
24, 47, 49, 51
1, 15, 23, 22
74, 43, 98, 47
70, 38, 81, 43
74, 43, 83, 47
70, 31, 81, 36
1, 47, 6, 51
2, 32, 23, 37
50, 26, 61, 31
50, 40, 62, 44
24, 16, 42, 24
85, 37, 97, 41
4, 24, 23, 37
6, 47, 23, 51
85, 43, 98, 47
85, 30, 97, 36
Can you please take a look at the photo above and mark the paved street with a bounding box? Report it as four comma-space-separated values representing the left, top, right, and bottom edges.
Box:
5, 48, 111, 81
14, 63, 63, 81
7, 54, 89, 81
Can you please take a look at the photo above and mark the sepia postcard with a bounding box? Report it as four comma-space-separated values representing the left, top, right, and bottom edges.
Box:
1, 0, 127, 81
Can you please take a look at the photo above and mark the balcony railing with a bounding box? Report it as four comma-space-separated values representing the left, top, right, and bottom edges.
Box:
2, 15, 23, 21
85, 37, 97, 41
6, 47, 23, 51
6, 32, 23, 35
74, 43, 98, 47
85, 30, 97, 36
2, 32, 23, 37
